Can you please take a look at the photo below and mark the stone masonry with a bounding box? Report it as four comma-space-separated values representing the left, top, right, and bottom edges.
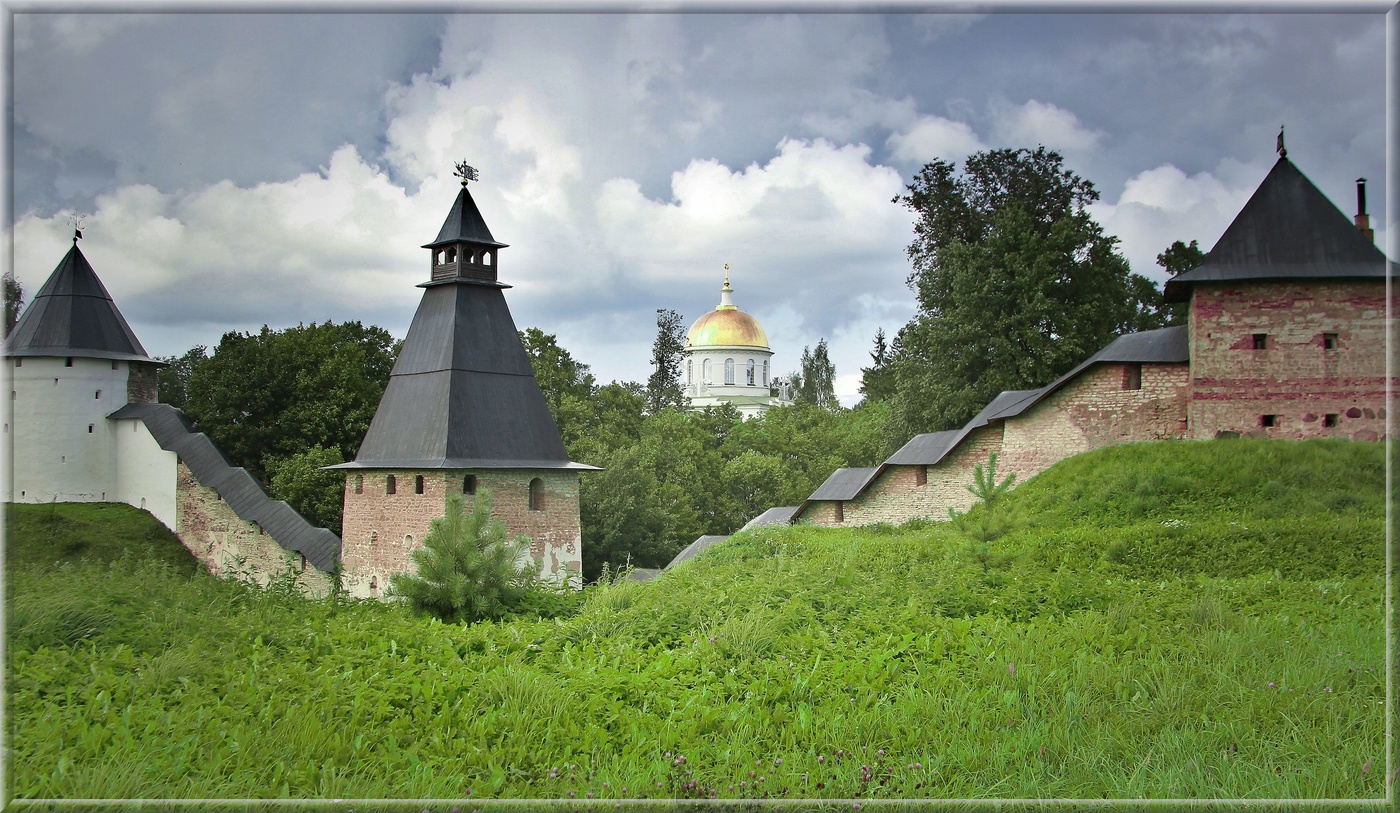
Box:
1187, 280, 1392, 441
174, 462, 333, 596
340, 469, 581, 599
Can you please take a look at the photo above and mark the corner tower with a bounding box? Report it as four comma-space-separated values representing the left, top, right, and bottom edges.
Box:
3, 234, 167, 513
334, 166, 595, 598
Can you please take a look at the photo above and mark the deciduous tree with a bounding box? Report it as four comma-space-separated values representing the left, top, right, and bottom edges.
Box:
886, 147, 1158, 448
792, 339, 836, 409
183, 321, 395, 483
157, 346, 208, 410
4, 271, 23, 337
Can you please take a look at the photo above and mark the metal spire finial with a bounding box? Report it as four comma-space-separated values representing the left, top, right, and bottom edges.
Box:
454, 161, 479, 186
67, 213, 86, 244
723, 262, 731, 289
1276, 125, 1287, 159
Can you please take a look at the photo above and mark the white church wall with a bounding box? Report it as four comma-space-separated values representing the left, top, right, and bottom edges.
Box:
8, 357, 130, 504
114, 418, 178, 529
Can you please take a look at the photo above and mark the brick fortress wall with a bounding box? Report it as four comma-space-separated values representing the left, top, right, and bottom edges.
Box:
1188, 280, 1393, 441
173, 463, 333, 596
340, 469, 581, 599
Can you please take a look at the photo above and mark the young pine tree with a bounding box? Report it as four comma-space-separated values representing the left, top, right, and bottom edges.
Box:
948, 452, 1021, 572
389, 489, 541, 624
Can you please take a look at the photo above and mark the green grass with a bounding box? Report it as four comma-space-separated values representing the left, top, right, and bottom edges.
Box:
3, 440, 1387, 807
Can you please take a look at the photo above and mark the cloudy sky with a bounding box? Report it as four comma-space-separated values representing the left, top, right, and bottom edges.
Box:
8, 7, 1393, 405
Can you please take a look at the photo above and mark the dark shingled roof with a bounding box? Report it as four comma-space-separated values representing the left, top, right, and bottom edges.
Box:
423, 185, 508, 250
336, 187, 595, 472
667, 535, 730, 569
807, 467, 880, 502
885, 430, 962, 466
1164, 157, 1389, 303
5, 243, 159, 363
741, 506, 799, 531
627, 567, 663, 582
107, 403, 341, 572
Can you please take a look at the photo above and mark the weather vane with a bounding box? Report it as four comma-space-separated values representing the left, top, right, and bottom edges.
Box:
67, 213, 86, 244
1276, 125, 1286, 159
454, 161, 479, 186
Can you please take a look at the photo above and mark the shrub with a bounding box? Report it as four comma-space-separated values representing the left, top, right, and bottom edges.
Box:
389, 490, 544, 624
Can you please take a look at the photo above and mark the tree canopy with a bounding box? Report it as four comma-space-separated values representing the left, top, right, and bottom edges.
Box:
183, 321, 395, 484
4, 271, 23, 337
790, 339, 837, 409
885, 147, 1163, 448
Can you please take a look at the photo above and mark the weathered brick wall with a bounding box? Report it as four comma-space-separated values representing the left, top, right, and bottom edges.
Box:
1188, 280, 1393, 440
1000, 362, 1190, 477
340, 469, 582, 599
126, 362, 160, 404
174, 463, 333, 596
805, 425, 1006, 528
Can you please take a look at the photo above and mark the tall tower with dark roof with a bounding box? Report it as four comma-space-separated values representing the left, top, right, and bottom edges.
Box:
334, 170, 594, 598
3, 237, 165, 508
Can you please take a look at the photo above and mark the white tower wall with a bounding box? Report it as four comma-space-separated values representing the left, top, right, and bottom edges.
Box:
114, 418, 178, 529
7, 356, 130, 504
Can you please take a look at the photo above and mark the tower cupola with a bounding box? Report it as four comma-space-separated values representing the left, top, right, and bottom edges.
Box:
422, 163, 509, 285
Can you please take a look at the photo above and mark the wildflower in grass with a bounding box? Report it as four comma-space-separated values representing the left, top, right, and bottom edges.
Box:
1324, 686, 1332, 692
775, 759, 783, 766
1363, 760, 1372, 774
1008, 663, 1015, 676
1268, 682, 1275, 688
819, 756, 825, 763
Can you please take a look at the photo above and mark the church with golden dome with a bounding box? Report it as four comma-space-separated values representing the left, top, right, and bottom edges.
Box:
683, 266, 791, 417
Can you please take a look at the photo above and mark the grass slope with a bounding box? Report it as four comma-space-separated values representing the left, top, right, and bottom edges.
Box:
4, 439, 1386, 807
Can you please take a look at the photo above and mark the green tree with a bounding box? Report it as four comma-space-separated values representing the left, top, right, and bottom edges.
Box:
579, 444, 674, 581
858, 328, 898, 405
183, 321, 396, 483
389, 490, 542, 624
792, 339, 837, 409
646, 308, 687, 414
887, 147, 1158, 447
157, 346, 208, 410
947, 452, 1021, 571
519, 327, 596, 447
1157, 239, 1205, 276
266, 444, 346, 534
4, 271, 23, 337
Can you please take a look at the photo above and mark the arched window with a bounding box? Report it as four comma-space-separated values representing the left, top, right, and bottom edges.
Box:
763, 360, 770, 386
687, 359, 692, 384
724, 358, 735, 385
446, 247, 457, 263
702, 358, 712, 382
746, 359, 755, 386
529, 478, 545, 511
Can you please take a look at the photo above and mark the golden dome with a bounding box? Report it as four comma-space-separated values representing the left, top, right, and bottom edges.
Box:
686, 268, 769, 349
686, 307, 769, 349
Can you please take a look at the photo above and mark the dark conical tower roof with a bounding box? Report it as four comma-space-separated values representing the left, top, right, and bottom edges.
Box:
335, 182, 592, 471
422, 184, 508, 250
4, 242, 159, 362
1164, 157, 1389, 302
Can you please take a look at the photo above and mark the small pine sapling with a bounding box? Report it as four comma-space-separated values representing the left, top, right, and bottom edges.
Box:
389, 489, 542, 624
948, 452, 1021, 571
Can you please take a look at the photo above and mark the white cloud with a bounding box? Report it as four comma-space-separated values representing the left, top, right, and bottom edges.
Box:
886, 114, 986, 164
989, 98, 1105, 152
1090, 160, 1264, 280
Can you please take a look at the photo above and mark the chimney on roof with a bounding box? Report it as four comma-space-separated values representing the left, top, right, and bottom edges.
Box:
1354, 178, 1374, 243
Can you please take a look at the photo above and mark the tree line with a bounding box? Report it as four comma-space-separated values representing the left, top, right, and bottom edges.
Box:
130, 144, 1204, 583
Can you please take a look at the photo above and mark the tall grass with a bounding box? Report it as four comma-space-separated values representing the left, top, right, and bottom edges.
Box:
4, 440, 1386, 804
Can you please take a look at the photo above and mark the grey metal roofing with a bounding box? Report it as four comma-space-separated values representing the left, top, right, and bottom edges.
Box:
740, 506, 799, 531
666, 535, 730, 569
885, 429, 962, 466
627, 567, 662, 582
1164, 157, 1390, 303
4, 243, 160, 363
791, 325, 1190, 520
806, 467, 881, 501
108, 402, 342, 572
422, 184, 508, 249
334, 275, 595, 471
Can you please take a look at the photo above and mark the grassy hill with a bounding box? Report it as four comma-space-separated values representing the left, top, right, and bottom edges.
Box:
4, 439, 1385, 805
